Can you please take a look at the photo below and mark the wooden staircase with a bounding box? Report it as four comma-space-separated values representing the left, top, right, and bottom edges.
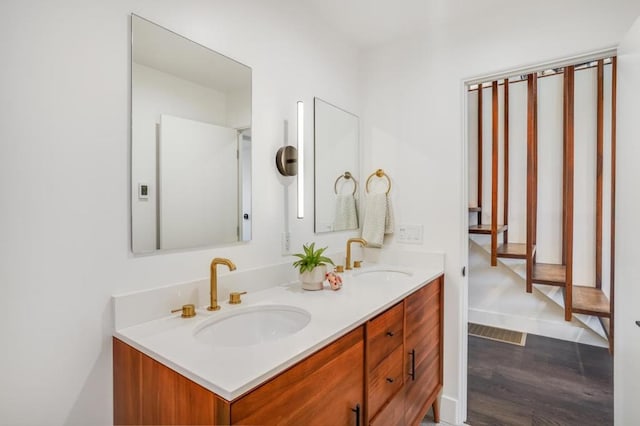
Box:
468, 58, 616, 353
469, 237, 608, 343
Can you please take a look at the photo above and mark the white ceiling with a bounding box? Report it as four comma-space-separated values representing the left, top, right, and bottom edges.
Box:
299, 0, 640, 49
298, 0, 495, 48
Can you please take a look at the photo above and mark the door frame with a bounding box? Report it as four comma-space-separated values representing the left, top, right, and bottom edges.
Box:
458, 45, 617, 424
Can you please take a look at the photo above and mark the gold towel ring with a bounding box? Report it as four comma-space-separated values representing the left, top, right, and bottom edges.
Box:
366, 169, 391, 195
334, 171, 358, 196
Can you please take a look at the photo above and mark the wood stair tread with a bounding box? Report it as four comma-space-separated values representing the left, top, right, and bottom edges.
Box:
468, 224, 507, 234
468, 206, 482, 212
496, 243, 529, 259
532, 263, 566, 286
572, 286, 611, 317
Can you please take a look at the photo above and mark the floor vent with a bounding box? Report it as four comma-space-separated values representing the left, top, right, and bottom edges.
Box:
468, 323, 527, 346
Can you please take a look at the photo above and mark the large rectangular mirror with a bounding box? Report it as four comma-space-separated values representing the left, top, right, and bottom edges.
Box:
314, 98, 359, 233
131, 15, 252, 253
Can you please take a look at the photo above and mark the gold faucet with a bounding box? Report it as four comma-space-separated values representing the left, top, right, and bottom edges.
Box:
346, 238, 367, 270
208, 258, 236, 311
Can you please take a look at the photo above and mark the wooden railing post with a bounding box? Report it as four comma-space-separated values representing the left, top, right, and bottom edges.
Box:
526, 73, 538, 293
477, 87, 483, 225
503, 78, 510, 246
491, 81, 499, 267
563, 66, 575, 322
596, 60, 604, 289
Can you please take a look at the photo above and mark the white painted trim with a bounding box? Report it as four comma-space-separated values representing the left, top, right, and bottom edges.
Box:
469, 309, 608, 348
464, 46, 618, 86
441, 393, 460, 425
458, 77, 469, 426
459, 45, 618, 425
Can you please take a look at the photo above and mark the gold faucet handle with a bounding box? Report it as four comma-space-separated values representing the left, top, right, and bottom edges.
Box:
229, 291, 247, 305
353, 260, 362, 268
335, 265, 345, 273
171, 304, 196, 318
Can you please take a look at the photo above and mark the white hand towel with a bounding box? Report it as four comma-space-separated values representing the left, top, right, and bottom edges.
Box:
384, 195, 394, 235
362, 193, 388, 247
333, 194, 358, 231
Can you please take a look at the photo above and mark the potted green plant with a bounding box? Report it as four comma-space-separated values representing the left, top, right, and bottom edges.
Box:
292, 243, 335, 291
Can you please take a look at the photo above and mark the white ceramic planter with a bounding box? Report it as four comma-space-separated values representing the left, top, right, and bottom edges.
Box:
299, 265, 327, 291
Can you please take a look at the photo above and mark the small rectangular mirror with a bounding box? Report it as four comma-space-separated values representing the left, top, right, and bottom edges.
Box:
313, 98, 359, 233
131, 15, 252, 253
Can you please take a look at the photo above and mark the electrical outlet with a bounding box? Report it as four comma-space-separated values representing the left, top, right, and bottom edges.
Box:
281, 232, 291, 255
398, 224, 423, 244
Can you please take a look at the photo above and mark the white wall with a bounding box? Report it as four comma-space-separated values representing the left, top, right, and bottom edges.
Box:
614, 14, 640, 425
0, 1, 360, 424
359, 1, 640, 423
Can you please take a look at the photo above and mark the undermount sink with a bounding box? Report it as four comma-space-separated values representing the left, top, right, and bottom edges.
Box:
354, 268, 413, 281
194, 305, 311, 347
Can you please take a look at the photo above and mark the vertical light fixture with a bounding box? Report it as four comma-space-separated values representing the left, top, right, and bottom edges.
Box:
296, 101, 304, 218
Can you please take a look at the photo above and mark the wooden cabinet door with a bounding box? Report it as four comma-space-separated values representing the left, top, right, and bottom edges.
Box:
404, 276, 443, 426
113, 338, 230, 425
113, 338, 142, 425
231, 327, 364, 426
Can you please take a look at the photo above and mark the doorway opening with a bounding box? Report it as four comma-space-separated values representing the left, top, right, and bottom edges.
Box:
464, 54, 615, 425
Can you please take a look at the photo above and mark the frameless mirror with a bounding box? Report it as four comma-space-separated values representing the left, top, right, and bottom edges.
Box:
313, 98, 359, 233
131, 15, 252, 253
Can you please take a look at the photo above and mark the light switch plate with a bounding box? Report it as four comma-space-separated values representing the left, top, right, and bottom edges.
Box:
398, 224, 423, 244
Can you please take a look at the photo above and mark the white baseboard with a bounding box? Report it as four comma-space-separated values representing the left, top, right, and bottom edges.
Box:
440, 393, 460, 425
469, 308, 608, 348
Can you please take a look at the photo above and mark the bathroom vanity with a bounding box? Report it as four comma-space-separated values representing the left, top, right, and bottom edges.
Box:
113, 254, 443, 425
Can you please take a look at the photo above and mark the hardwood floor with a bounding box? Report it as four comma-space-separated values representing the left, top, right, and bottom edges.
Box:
467, 334, 612, 426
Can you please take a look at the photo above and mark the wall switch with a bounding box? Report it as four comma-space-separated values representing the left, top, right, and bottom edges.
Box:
281, 232, 291, 255
138, 183, 149, 200
398, 224, 423, 244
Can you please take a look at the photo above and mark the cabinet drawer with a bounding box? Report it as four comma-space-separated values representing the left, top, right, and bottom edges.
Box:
370, 386, 405, 426
367, 302, 404, 369
232, 327, 364, 426
368, 345, 404, 420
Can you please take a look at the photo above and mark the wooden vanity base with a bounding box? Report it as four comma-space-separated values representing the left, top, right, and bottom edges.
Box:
113, 275, 444, 425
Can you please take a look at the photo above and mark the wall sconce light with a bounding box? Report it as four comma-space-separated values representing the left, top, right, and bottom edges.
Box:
296, 101, 304, 219
274, 101, 304, 219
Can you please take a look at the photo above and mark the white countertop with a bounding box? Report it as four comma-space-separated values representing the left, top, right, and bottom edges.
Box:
114, 255, 443, 402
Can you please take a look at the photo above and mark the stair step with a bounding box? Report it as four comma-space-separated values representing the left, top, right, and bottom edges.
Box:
469, 239, 608, 343
468, 224, 507, 234
468, 206, 482, 212
532, 263, 566, 286
533, 284, 609, 340
496, 243, 531, 259
572, 286, 611, 317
